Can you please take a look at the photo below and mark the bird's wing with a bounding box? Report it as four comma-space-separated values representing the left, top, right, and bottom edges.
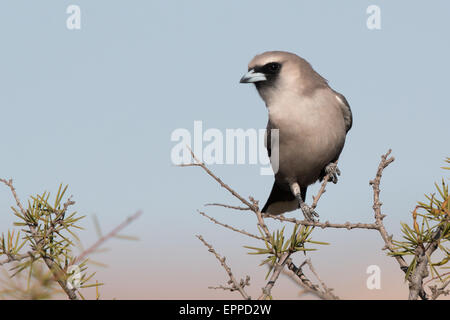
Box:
334, 91, 353, 133
265, 120, 272, 158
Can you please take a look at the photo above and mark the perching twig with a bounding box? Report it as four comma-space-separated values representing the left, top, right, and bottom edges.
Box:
264, 214, 379, 230
187, 148, 442, 300
183, 150, 347, 300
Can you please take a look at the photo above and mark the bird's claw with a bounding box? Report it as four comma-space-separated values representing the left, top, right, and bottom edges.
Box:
300, 203, 319, 222
325, 163, 341, 184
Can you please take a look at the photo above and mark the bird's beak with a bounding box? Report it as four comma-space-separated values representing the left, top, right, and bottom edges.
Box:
239, 69, 267, 83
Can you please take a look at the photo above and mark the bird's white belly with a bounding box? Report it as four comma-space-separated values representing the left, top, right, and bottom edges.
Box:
268, 101, 346, 186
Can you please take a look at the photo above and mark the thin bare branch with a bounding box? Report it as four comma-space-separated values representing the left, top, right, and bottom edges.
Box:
196, 235, 251, 300
281, 265, 323, 299
264, 214, 379, 230
198, 211, 264, 241
368, 150, 435, 300
73, 210, 143, 265
430, 279, 450, 300
424, 271, 450, 285
184, 149, 345, 300
369, 151, 408, 269
182, 148, 271, 240
258, 252, 291, 300
283, 258, 338, 300
303, 258, 337, 299
180, 148, 256, 211
209, 276, 250, 292
0, 178, 27, 216
205, 203, 251, 211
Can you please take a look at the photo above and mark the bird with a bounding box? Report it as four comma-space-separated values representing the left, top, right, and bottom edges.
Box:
240, 51, 352, 221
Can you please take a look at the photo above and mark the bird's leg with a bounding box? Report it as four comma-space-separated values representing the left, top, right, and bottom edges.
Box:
324, 162, 341, 184
290, 182, 319, 222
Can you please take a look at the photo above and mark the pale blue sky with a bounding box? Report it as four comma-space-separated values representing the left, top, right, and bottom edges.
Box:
0, 1, 449, 299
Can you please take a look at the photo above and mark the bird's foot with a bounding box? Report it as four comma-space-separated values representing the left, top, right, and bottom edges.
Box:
300, 203, 319, 222
325, 163, 341, 184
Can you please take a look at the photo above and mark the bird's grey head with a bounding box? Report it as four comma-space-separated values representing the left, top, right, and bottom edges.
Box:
240, 51, 328, 104
239, 51, 286, 88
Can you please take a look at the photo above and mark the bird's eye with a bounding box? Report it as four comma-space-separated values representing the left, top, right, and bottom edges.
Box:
264, 62, 281, 74
270, 63, 279, 71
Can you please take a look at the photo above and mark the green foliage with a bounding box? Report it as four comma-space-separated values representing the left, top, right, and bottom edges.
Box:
390, 158, 450, 283
244, 225, 328, 278
0, 184, 100, 299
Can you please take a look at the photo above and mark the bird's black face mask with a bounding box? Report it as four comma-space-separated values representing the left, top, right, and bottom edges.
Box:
239, 62, 282, 87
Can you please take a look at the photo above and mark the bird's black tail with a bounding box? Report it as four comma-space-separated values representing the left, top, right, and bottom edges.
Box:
262, 182, 306, 214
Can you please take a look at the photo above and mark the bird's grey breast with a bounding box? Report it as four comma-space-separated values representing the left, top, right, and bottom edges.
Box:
267, 88, 347, 185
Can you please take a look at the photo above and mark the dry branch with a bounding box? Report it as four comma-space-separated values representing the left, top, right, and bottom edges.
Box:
73, 210, 142, 265
196, 235, 251, 300
369, 150, 408, 271
205, 203, 251, 211
264, 214, 378, 230
186, 148, 447, 300
284, 258, 338, 300
198, 211, 263, 241
258, 252, 291, 300
183, 150, 343, 300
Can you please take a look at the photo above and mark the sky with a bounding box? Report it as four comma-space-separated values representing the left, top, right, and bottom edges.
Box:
0, 0, 449, 299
